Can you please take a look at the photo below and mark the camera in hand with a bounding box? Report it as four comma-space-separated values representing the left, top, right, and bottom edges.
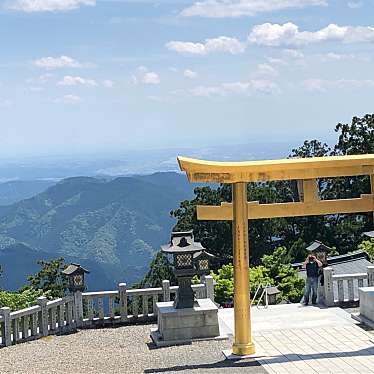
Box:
308, 255, 315, 263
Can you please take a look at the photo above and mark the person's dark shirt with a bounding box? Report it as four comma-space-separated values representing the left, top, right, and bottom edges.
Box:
306, 261, 319, 278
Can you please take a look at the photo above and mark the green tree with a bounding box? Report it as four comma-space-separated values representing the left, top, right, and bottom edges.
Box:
358, 238, 374, 262
0, 288, 44, 311
138, 251, 175, 287
211, 247, 304, 305
24, 257, 67, 299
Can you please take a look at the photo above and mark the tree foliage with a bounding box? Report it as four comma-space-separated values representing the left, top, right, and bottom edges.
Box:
23, 257, 68, 299
137, 251, 175, 287
358, 238, 374, 262
211, 247, 305, 305
0, 288, 44, 311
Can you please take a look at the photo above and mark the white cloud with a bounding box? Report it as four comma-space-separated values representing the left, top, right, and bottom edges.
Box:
147, 95, 171, 103
102, 79, 114, 88
166, 36, 245, 55
7, 0, 95, 12
33, 56, 82, 69
347, 1, 363, 8
57, 75, 97, 86
142, 72, 160, 85
0, 99, 12, 107
52, 94, 82, 104
322, 52, 356, 61
183, 69, 198, 79
26, 73, 53, 85
302, 78, 374, 92
283, 49, 305, 59
28, 86, 44, 92
132, 66, 160, 85
191, 80, 281, 97
248, 22, 374, 47
255, 63, 278, 77
181, 0, 326, 18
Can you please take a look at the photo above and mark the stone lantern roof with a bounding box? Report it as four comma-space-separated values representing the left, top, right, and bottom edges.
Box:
161, 231, 205, 254
62, 263, 90, 275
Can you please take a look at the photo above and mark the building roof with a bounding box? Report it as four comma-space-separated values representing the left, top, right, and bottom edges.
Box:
326, 252, 373, 275
306, 240, 331, 253
363, 230, 374, 238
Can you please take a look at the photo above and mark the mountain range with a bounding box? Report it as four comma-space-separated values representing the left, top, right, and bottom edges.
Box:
0, 172, 194, 291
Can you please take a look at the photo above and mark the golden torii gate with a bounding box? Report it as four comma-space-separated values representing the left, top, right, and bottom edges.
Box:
178, 154, 374, 356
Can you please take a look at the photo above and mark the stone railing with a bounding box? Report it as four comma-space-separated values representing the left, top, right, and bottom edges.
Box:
323, 266, 374, 306
0, 295, 76, 347
80, 278, 213, 327
0, 276, 214, 348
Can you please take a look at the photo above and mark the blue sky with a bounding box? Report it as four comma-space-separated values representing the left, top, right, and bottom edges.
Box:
0, 0, 373, 158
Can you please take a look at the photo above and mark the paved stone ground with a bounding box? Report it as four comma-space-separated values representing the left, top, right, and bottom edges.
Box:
2, 304, 374, 373
0, 324, 265, 374
219, 304, 374, 374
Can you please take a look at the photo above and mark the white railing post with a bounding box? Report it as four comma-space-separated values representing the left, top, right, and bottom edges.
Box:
118, 283, 128, 322
367, 266, 374, 287
0, 307, 11, 347
162, 280, 170, 302
73, 292, 83, 328
323, 267, 334, 307
204, 275, 215, 302
37, 297, 48, 336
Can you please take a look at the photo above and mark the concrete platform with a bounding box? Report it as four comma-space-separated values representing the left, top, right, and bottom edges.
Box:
218, 303, 357, 334
218, 304, 374, 373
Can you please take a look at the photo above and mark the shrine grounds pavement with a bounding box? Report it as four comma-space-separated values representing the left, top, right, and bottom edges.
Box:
0, 304, 374, 373
0, 324, 265, 374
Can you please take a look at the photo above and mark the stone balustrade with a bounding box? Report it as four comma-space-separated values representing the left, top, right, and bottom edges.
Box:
0, 295, 76, 347
323, 266, 374, 306
0, 276, 214, 348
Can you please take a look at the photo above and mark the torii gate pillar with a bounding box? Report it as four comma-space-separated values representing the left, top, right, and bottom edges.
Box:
232, 182, 255, 355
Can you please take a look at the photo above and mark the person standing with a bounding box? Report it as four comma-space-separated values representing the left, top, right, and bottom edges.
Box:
302, 254, 322, 305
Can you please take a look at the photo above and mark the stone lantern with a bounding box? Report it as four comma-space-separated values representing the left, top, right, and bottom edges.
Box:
194, 250, 215, 277
162, 230, 204, 309
151, 230, 220, 346
62, 263, 89, 293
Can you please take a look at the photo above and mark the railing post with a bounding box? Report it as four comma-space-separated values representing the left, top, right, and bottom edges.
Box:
204, 275, 215, 302
74, 291, 83, 328
119, 283, 128, 322
0, 307, 11, 347
367, 266, 374, 287
37, 296, 48, 337
323, 267, 334, 307
162, 280, 170, 302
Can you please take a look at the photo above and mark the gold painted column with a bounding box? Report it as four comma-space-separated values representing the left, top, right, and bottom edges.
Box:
232, 182, 255, 356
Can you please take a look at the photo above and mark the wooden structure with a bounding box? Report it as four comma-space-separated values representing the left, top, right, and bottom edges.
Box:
178, 154, 374, 356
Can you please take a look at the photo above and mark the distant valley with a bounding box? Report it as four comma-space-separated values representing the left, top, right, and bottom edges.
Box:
0, 172, 194, 291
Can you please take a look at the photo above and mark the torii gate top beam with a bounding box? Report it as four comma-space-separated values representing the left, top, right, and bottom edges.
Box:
178, 154, 374, 183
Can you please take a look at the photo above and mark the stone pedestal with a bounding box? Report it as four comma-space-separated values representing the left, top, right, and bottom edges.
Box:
151, 298, 220, 347
351, 286, 374, 329
359, 287, 374, 321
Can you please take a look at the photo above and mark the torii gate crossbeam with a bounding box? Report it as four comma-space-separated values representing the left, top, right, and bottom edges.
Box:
178, 154, 374, 356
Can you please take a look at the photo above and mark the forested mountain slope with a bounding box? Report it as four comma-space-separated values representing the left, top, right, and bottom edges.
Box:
0, 172, 193, 290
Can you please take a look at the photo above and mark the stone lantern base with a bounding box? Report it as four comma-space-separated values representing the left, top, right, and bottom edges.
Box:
150, 298, 221, 347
